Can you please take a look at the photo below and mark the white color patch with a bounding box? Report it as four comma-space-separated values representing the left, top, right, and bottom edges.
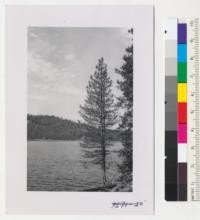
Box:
165, 18, 177, 40
178, 143, 187, 162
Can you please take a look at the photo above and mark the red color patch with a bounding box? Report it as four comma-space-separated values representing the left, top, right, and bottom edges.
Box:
178, 103, 187, 123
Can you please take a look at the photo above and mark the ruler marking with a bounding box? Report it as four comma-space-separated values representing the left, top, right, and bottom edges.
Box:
188, 18, 200, 201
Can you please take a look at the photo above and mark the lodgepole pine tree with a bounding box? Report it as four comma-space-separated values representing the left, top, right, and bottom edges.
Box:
79, 57, 117, 188
115, 29, 133, 185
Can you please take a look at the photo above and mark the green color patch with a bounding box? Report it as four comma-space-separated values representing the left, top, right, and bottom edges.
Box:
178, 62, 187, 83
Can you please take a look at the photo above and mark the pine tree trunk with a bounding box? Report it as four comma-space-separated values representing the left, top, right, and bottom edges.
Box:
101, 123, 106, 187
100, 71, 106, 188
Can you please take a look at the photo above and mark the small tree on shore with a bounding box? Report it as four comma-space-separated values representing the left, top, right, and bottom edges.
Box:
79, 57, 117, 187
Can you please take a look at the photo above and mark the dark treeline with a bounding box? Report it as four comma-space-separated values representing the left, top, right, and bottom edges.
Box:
27, 114, 120, 141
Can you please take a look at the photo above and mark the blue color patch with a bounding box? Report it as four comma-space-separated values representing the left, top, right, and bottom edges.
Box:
178, 44, 187, 62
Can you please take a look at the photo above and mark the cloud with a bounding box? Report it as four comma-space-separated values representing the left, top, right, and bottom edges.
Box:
28, 50, 83, 102
28, 51, 57, 83
29, 31, 38, 39
56, 85, 84, 96
65, 53, 75, 62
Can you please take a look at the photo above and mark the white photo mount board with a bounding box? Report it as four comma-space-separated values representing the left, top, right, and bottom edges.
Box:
6, 5, 154, 214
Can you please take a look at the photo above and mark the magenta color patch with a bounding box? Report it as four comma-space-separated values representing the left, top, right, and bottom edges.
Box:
178, 124, 187, 143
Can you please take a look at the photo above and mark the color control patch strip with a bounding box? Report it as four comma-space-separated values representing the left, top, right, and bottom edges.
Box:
177, 22, 187, 201
165, 18, 178, 201
165, 18, 200, 201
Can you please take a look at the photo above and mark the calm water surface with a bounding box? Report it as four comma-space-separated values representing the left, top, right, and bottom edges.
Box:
27, 140, 123, 191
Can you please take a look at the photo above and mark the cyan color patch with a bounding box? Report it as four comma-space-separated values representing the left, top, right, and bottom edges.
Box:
178, 44, 187, 62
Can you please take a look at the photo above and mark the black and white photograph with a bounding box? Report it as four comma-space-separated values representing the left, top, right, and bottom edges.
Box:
27, 27, 133, 192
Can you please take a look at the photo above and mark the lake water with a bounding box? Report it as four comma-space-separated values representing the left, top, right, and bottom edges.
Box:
27, 140, 123, 191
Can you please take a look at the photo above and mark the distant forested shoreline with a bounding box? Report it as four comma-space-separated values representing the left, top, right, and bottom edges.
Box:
27, 114, 120, 141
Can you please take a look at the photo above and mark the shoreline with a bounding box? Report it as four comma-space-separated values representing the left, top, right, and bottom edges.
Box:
28, 139, 121, 143
28, 139, 81, 142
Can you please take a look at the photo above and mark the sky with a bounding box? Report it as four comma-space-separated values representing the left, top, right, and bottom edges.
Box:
28, 27, 132, 122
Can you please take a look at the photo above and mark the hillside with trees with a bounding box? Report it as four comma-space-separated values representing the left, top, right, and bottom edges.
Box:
27, 114, 120, 141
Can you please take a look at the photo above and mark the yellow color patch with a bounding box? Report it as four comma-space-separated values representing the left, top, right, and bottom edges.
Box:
178, 83, 187, 102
